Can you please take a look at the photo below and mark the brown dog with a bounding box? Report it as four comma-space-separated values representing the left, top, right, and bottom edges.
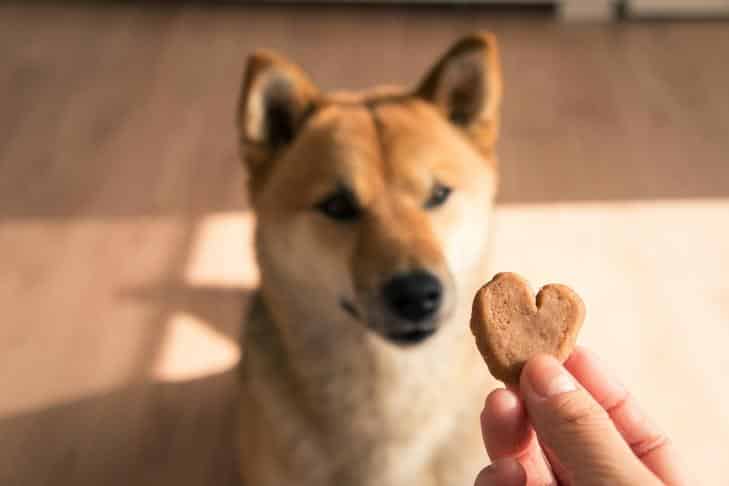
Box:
237, 33, 503, 486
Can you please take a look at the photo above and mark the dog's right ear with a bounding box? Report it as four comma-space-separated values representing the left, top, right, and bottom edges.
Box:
237, 51, 319, 192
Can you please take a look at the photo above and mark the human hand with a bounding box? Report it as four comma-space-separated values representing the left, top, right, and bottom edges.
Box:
474, 347, 686, 486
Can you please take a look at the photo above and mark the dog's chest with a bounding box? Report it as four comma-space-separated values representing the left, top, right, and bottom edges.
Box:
239, 302, 490, 485
242, 378, 482, 486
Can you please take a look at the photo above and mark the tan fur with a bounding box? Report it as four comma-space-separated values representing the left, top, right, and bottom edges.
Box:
238, 33, 503, 485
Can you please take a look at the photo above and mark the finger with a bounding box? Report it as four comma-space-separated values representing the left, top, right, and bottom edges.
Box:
474, 458, 526, 486
482, 388, 557, 485
482, 388, 531, 457
565, 347, 687, 484
520, 354, 660, 485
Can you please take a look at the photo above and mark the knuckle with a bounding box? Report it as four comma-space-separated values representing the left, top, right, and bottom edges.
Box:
631, 432, 671, 459
549, 391, 610, 429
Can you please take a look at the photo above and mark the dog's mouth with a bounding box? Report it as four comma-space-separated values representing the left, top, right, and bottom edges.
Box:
384, 327, 437, 346
340, 296, 441, 346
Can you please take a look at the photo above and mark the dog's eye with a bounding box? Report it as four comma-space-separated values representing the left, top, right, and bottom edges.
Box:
425, 183, 452, 209
315, 189, 361, 222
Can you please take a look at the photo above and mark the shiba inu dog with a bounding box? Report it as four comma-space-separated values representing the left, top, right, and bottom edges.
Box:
237, 32, 503, 486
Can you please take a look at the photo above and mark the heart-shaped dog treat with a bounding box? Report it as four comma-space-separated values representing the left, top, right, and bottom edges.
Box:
470, 272, 585, 385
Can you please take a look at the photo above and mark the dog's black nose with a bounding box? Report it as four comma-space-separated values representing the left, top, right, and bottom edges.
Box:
383, 271, 443, 322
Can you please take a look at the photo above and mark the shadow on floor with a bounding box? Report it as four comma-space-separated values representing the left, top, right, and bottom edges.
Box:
121, 284, 256, 343
0, 371, 242, 486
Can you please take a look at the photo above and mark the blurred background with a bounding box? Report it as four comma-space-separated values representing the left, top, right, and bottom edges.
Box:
1, 1, 727, 485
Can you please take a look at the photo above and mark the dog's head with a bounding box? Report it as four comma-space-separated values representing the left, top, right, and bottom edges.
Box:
238, 34, 502, 347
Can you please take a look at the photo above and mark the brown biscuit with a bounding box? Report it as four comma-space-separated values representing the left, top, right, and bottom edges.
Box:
470, 272, 585, 385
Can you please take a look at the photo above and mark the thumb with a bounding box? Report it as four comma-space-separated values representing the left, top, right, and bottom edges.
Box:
520, 355, 659, 486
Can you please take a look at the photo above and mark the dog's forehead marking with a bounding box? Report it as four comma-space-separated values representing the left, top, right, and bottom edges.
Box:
350, 100, 436, 205
368, 100, 468, 193
297, 100, 394, 203
296, 103, 383, 205
363, 101, 390, 185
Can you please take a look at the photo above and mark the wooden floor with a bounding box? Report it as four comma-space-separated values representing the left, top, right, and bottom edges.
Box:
1, 4, 728, 486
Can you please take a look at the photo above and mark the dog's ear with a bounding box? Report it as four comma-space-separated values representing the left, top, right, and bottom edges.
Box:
416, 33, 502, 151
237, 51, 319, 191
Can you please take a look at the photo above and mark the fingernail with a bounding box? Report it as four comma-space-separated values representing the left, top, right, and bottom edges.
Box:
524, 354, 577, 399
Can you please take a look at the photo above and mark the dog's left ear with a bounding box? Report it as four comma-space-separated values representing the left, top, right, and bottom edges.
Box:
417, 33, 502, 150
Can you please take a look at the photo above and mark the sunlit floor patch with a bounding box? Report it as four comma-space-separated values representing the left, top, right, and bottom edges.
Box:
153, 311, 241, 382
490, 198, 729, 481
153, 211, 258, 381
184, 211, 259, 288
